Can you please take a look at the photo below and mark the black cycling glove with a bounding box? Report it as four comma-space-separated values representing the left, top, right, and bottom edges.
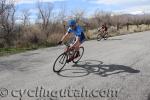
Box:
58, 41, 62, 45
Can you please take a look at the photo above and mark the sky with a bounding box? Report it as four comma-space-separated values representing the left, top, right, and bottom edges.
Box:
13, 0, 150, 22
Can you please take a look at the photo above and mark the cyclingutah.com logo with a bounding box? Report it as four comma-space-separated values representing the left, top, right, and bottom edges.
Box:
0, 86, 120, 100
0, 88, 9, 97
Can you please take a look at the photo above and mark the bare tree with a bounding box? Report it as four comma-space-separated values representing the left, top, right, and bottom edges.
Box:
93, 9, 112, 28
57, 2, 67, 34
103, 12, 112, 26
0, 0, 16, 46
143, 14, 150, 26
72, 8, 85, 23
57, 2, 66, 22
93, 9, 102, 26
133, 15, 141, 28
21, 9, 30, 27
111, 15, 122, 30
120, 14, 132, 30
0, 0, 7, 15
37, 1, 53, 38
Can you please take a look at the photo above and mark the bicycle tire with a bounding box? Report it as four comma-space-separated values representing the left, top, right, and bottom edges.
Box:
97, 34, 102, 41
53, 53, 68, 72
104, 33, 109, 40
73, 47, 84, 64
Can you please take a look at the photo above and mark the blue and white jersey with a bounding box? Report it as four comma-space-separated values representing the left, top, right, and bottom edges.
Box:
67, 25, 85, 43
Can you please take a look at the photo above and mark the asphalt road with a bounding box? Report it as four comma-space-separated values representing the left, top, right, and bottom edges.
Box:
0, 31, 150, 100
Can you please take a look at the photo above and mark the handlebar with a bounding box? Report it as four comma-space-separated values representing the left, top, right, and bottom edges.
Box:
63, 42, 70, 47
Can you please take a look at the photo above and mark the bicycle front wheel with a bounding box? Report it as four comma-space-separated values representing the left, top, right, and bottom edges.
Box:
53, 53, 68, 72
73, 47, 84, 64
97, 34, 102, 41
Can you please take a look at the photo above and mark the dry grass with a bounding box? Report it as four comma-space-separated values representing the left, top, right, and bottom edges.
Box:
118, 24, 150, 35
47, 33, 64, 45
86, 29, 97, 39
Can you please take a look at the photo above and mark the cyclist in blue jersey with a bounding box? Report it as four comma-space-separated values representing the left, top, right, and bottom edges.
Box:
58, 19, 86, 58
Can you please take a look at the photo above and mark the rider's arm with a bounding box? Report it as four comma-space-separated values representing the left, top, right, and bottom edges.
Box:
99, 27, 104, 32
61, 32, 69, 42
61, 27, 73, 42
98, 27, 101, 32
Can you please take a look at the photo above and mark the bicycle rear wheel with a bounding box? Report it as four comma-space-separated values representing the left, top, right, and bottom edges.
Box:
104, 33, 109, 40
53, 53, 68, 72
73, 47, 84, 64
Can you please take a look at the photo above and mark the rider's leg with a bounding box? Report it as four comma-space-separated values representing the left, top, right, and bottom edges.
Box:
70, 37, 81, 51
74, 40, 81, 51
102, 31, 105, 37
104, 31, 108, 37
67, 39, 81, 62
73, 39, 81, 58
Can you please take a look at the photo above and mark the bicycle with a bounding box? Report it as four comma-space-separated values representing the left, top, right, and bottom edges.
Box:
97, 30, 109, 41
53, 43, 84, 73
